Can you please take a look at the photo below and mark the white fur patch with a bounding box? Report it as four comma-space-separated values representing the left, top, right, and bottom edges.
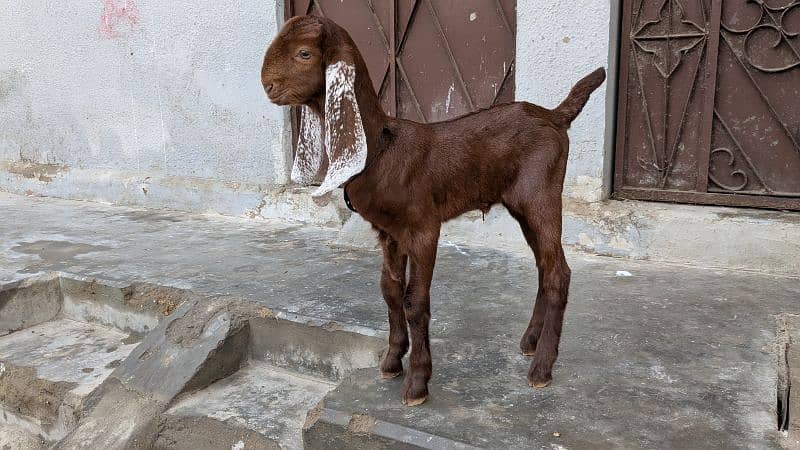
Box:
312, 61, 368, 200
291, 105, 323, 184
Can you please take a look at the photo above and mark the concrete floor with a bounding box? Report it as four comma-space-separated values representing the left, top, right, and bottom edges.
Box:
1, 192, 799, 448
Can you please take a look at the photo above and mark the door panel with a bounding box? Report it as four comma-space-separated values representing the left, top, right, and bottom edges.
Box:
615, 0, 800, 210
286, 0, 516, 123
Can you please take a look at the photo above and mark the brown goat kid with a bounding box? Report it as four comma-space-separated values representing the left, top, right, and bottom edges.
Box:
262, 16, 606, 406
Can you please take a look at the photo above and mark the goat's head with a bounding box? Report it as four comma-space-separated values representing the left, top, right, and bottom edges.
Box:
262, 16, 369, 203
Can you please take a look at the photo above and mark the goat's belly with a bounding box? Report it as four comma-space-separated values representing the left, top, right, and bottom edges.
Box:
439, 200, 496, 223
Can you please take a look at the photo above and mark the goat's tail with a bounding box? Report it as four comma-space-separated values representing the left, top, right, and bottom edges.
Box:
552, 67, 606, 127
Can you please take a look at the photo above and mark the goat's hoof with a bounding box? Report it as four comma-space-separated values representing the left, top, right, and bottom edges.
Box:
380, 370, 402, 379
402, 376, 429, 407
529, 378, 552, 388
528, 369, 553, 388
402, 395, 427, 407
520, 336, 538, 356
379, 357, 404, 379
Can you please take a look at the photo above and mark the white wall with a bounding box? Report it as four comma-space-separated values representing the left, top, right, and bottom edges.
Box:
0, 0, 616, 214
0, 0, 290, 213
516, 0, 614, 202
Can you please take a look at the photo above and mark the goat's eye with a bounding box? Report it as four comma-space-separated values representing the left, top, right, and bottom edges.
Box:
298, 50, 312, 60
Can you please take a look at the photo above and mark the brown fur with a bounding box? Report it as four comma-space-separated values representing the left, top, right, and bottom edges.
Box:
262, 16, 606, 405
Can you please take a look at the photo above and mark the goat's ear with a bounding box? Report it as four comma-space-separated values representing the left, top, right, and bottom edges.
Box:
291, 105, 323, 185
311, 60, 367, 201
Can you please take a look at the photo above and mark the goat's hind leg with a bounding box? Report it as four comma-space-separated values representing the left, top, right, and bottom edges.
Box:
520, 246, 549, 356
378, 231, 409, 379
507, 198, 571, 388
505, 209, 547, 356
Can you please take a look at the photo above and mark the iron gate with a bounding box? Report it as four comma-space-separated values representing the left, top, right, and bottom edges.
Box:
614, 0, 800, 210
286, 0, 516, 123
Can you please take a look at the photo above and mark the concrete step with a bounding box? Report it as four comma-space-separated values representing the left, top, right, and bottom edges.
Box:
0, 275, 168, 447
0, 273, 388, 448
164, 362, 334, 449
0, 319, 139, 442
156, 301, 386, 449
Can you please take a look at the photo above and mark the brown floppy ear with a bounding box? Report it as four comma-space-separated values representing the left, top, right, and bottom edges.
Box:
311, 60, 367, 200
291, 105, 323, 185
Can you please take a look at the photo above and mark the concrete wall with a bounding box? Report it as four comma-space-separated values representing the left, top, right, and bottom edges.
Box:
0, 0, 613, 213
516, 0, 615, 203
0, 0, 290, 213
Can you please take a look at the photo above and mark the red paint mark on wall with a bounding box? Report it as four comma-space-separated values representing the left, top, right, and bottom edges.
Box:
99, 0, 140, 39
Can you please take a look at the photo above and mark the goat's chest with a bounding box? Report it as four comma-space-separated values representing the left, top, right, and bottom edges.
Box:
344, 182, 417, 233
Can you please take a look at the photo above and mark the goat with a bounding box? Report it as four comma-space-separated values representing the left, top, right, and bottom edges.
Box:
261, 15, 606, 406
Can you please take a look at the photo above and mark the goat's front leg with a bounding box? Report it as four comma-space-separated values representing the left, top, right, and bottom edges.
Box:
401, 229, 439, 406
378, 232, 409, 379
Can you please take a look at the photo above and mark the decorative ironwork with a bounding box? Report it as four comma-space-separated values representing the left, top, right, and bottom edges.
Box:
616, 0, 800, 210
710, 109, 770, 193
721, 0, 800, 73
708, 148, 749, 191
632, 0, 708, 78
629, 0, 710, 188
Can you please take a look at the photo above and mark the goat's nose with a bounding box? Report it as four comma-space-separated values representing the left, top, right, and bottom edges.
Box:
264, 83, 274, 94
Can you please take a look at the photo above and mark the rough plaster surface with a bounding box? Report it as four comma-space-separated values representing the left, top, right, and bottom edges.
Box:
0, 0, 611, 204
0, 0, 288, 184
516, 0, 612, 203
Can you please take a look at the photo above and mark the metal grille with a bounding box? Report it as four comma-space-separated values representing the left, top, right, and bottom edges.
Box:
614, 0, 800, 210
287, 0, 516, 122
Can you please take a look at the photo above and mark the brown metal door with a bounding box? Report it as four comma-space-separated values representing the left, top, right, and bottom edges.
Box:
286, 0, 516, 123
614, 0, 800, 210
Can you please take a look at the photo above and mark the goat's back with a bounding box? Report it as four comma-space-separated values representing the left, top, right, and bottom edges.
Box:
370, 102, 569, 222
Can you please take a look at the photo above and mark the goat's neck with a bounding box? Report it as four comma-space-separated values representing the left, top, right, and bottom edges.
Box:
353, 73, 387, 166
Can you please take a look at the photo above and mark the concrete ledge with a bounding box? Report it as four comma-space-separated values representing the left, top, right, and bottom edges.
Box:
0, 162, 349, 227
4, 163, 798, 275
435, 198, 800, 276
339, 198, 800, 276
302, 399, 478, 450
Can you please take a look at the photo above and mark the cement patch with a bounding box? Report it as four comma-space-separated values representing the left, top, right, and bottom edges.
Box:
0, 319, 137, 396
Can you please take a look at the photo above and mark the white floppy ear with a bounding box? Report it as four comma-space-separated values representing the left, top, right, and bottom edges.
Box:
290, 105, 323, 185
312, 61, 368, 201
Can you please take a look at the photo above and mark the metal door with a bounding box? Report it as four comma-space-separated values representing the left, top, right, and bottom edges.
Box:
286, 0, 516, 123
614, 0, 800, 210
